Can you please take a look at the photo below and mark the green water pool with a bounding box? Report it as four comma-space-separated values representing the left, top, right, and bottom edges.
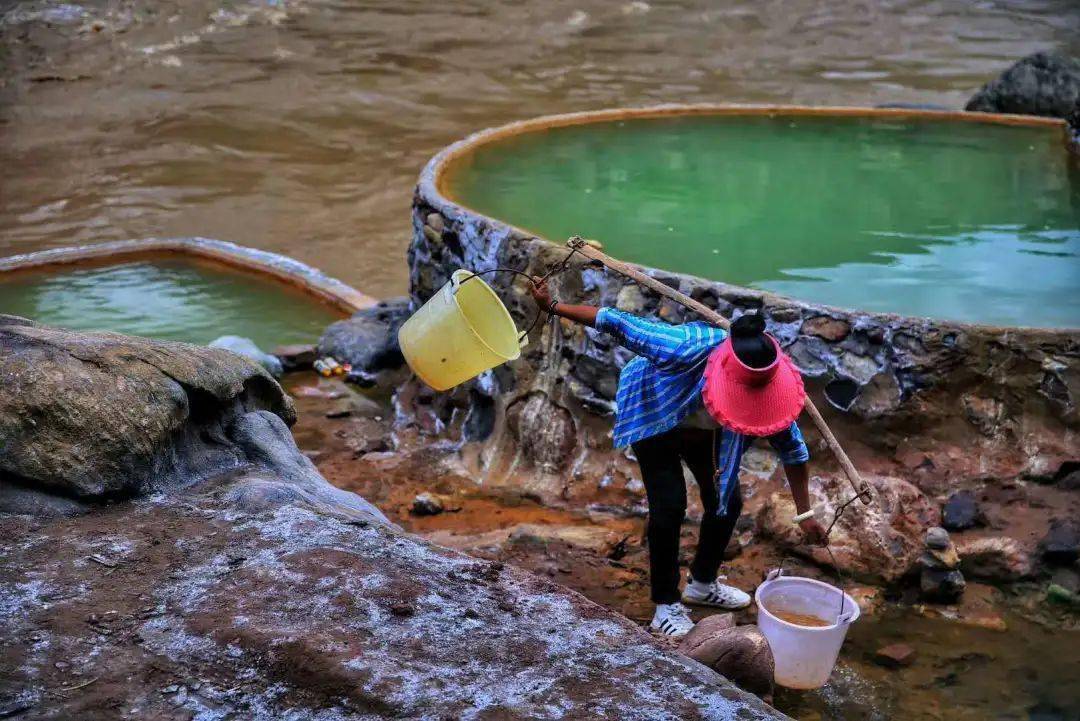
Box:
443, 114, 1080, 328
0, 259, 344, 348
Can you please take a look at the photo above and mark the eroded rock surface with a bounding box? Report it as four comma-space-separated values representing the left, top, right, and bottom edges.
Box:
757, 475, 939, 583
1, 494, 782, 720
0, 318, 295, 507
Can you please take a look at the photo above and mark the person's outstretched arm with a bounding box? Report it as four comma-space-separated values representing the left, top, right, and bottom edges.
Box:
769, 424, 828, 545
529, 277, 597, 326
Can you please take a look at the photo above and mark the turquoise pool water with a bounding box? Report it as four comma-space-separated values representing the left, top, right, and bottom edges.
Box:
0, 259, 343, 348
444, 114, 1080, 328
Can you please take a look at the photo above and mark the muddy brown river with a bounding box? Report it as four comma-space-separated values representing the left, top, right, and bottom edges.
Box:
2, 0, 1079, 297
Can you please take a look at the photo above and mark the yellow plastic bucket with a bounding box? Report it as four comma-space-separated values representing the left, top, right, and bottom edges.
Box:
398, 269, 526, 391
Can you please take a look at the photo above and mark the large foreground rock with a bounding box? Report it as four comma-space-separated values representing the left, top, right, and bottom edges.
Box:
1, 494, 783, 720
757, 474, 939, 583
0, 321, 779, 719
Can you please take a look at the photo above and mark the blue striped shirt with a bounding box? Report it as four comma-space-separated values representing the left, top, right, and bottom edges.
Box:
594, 307, 810, 513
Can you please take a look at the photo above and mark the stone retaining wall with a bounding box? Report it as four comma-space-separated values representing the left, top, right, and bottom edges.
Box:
403, 110, 1078, 504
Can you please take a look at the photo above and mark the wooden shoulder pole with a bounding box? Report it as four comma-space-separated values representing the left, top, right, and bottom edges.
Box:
567, 236, 871, 503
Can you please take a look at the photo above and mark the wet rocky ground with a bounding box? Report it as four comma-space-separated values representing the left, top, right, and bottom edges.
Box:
1, 320, 781, 721
285, 373, 1080, 721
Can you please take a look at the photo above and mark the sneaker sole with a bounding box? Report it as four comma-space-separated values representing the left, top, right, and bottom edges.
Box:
680, 595, 751, 610
649, 626, 691, 639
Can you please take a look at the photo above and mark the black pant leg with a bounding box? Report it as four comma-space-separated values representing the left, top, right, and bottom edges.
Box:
632, 429, 688, 605
680, 428, 744, 584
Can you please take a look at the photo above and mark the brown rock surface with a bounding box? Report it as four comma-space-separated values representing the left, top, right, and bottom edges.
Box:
757, 474, 939, 582
679, 614, 775, 700
873, 643, 917, 668
801, 315, 851, 342
0, 318, 294, 503
957, 537, 1034, 582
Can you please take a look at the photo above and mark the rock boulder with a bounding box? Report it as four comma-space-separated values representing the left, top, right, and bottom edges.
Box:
318, 297, 410, 373
941, 490, 982, 531
0, 318, 295, 505
1041, 519, 1080, 565
0, 322, 779, 720
957, 537, 1034, 582
966, 52, 1080, 120
208, 335, 284, 377
679, 614, 775, 700
757, 474, 939, 583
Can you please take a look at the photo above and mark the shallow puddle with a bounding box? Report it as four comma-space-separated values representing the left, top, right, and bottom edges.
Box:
0, 258, 344, 347
777, 607, 1080, 721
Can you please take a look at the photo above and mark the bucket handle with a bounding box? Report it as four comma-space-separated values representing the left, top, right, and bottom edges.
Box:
451, 269, 534, 347
767, 561, 854, 625
450, 267, 557, 348
448, 246, 592, 350
765, 567, 785, 582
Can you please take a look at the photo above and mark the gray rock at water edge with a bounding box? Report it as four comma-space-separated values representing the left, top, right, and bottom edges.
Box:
965, 52, 1080, 120
1040, 519, 1079, 565
208, 335, 284, 377
926, 526, 951, 550
942, 490, 981, 531
318, 297, 410, 374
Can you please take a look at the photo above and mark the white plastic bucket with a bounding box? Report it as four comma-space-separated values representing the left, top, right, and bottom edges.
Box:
755, 569, 860, 689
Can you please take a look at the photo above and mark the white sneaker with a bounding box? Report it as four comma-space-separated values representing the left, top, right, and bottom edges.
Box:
650, 602, 695, 638
681, 576, 751, 610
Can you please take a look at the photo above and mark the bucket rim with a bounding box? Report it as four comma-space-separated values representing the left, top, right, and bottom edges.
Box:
449, 268, 522, 362
754, 574, 861, 630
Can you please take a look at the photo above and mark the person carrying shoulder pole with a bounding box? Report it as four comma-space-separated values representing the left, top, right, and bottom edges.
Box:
529, 278, 827, 639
